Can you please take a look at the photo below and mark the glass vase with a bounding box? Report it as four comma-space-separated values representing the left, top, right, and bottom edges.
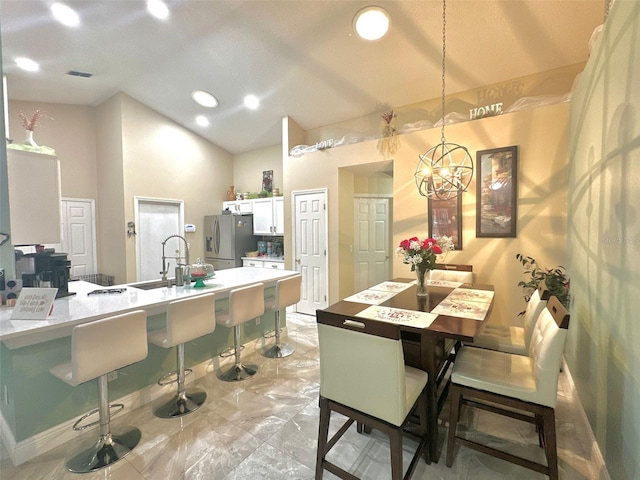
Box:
415, 268, 430, 296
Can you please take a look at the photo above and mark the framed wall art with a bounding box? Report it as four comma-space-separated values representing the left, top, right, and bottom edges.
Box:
428, 195, 462, 250
476, 145, 518, 237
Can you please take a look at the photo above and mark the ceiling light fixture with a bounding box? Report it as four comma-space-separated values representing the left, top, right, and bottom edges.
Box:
147, 0, 169, 20
414, 0, 473, 200
15, 57, 39, 72
243, 94, 260, 110
191, 90, 218, 108
196, 115, 209, 127
51, 2, 80, 27
353, 6, 391, 41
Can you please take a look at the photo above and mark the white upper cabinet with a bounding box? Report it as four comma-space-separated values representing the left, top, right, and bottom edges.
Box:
222, 200, 252, 214
252, 197, 284, 236
6, 149, 61, 245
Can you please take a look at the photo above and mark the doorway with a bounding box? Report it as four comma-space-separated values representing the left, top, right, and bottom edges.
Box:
48, 198, 98, 278
292, 189, 328, 315
134, 197, 184, 282
354, 196, 392, 291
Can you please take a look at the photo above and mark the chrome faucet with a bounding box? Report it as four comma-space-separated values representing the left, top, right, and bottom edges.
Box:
161, 234, 190, 283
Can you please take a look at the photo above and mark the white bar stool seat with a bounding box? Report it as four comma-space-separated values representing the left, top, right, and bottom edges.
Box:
261, 274, 302, 358
148, 293, 216, 418
49, 310, 148, 473
216, 283, 265, 381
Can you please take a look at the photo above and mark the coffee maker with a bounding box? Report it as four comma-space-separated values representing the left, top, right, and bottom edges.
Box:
17, 250, 75, 298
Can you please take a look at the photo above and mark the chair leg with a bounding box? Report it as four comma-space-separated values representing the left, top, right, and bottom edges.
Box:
445, 383, 462, 467
154, 343, 207, 418
262, 310, 296, 358
315, 398, 330, 480
389, 429, 403, 480
66, 375, 141, 473
542, 407, 559, 480
219, 325, 258, 381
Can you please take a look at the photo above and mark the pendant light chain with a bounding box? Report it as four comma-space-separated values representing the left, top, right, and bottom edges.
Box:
414, 0, 473, 200
440, 0, 447, 145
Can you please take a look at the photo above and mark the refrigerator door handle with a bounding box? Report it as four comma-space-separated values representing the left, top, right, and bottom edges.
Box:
214, 219, 221, 254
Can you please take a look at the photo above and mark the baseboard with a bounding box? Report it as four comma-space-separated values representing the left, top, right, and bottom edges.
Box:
562, 359, 611, 480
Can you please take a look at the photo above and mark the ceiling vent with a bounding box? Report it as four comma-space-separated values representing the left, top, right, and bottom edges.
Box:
67, 70, 92, 78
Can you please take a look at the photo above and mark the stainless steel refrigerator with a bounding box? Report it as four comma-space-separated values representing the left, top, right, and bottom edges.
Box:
204, 214, 256, 270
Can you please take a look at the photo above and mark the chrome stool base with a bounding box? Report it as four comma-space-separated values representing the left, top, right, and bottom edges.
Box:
218, 363, 258, 382
262, 343, 295, 358
153, 388, 207, 418
66, 427, 141, 473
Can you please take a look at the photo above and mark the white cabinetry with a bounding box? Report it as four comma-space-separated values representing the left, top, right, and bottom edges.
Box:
222, 200, 252, 213
242, 258, 284, 269
252, 197, 284, 235
6, 149, 61, 245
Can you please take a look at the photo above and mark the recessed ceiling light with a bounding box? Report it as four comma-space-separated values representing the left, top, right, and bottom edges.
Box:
51, 2, 80, 27
353, 6, 391, 41
244, 94, 260, 110
191, 90, 219, 108
147, 0, 169, 20
15, 57, 39, 72
196, 115, 210, 127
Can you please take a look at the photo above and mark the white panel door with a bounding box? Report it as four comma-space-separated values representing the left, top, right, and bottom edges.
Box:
354, 197, 391, 291
293, 190, 328, 315
135, 198, 183, 282
61, 199, 97, 277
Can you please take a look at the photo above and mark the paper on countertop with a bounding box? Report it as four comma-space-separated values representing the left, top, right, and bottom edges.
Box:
430, 299, 490, 321
368, 281, 413, 293
446, 288, 495, 304
343, 289, 397, 305
10, 288, 58, 320
355, 305, 438, 328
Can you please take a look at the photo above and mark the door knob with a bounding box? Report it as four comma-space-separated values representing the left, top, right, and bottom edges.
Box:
295, 258, 301, 264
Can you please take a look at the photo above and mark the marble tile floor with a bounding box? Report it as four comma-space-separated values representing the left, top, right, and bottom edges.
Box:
0, 312, 607, 480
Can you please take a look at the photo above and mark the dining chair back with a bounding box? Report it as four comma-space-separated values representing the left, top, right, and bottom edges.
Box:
431, 263, 474, 284
445, 296, 570, 480
316, 314, 429, 479
473, 281, 550, 355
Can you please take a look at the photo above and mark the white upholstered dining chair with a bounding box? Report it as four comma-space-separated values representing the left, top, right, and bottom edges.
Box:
431, 263, 474, 284
472, 281, 551, 355
445, 296, 570, 480
316, 315, 429, 480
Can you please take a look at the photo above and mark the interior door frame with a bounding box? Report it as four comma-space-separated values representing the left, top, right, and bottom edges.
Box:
134, 196, 184, 281
291, 188, 329, 312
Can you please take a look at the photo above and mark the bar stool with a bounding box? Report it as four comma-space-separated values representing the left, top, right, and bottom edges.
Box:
148, 293, 216, 418
261, 274, 302, 358
49, 310, 148, 473
217, 283, 265, 381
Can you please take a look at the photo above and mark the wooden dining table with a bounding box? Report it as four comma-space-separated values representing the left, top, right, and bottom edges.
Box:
315, 278, 494, 462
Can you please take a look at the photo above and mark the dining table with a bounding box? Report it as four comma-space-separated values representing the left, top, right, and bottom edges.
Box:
315, 277, 495, 462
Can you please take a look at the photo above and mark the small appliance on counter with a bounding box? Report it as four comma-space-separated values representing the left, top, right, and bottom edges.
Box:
15, 249, 75, 298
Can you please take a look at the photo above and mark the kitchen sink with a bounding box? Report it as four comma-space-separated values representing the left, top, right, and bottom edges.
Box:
129, 279, 175, 290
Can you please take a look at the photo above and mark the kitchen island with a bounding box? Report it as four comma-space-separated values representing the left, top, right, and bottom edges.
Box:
0, 266, 298, 465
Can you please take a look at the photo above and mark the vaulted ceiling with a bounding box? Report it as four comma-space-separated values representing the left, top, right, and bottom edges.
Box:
1, 1, 605, 154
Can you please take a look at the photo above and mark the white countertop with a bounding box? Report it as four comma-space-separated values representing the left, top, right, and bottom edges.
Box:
0, 267, 297, 349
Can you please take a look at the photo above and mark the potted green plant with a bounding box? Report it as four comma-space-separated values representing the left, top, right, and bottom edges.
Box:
516, 254, 570, 311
